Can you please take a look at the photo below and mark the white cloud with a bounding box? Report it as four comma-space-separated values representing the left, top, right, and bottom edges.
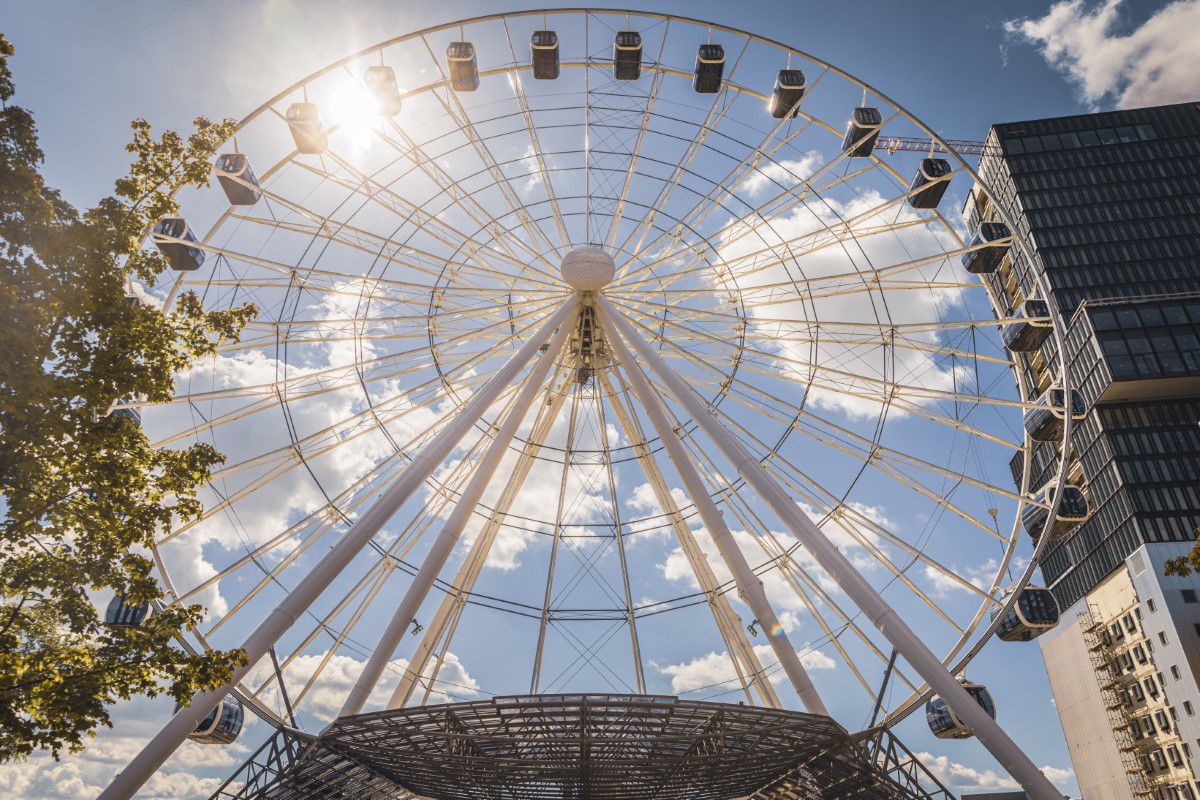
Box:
1006, 0, 1200, 108
741, 154, 821, 198
916, 752, 1074, 794
656, 643, 835, 695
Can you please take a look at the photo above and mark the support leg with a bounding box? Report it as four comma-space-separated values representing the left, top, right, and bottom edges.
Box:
339, 305, 576, 716
597, 295, 1063, 800
97, 299, 579, 800
601, 306, 827, 715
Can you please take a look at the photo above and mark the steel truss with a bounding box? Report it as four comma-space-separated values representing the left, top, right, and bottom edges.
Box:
205, 695, 955, 800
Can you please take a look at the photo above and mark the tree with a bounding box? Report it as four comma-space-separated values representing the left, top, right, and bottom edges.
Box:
1164, 533, 1200, 577
0, 33, 255, 761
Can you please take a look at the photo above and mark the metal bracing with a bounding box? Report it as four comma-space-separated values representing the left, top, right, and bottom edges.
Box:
97, 299, 576, 800
599, 302, 827, 715
598, 294, 1061, 800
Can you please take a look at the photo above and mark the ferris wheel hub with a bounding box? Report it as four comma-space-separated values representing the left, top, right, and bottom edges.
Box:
559, 246, 615, 291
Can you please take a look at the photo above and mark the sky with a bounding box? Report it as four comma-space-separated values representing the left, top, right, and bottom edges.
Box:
3, 1, 1200, 799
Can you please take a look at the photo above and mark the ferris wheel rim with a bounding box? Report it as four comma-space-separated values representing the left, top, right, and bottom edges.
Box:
139, 7, 1078, 733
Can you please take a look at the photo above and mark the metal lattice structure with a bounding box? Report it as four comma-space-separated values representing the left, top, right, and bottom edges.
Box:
96, 9, 1082, 800
208, 695, 957, 800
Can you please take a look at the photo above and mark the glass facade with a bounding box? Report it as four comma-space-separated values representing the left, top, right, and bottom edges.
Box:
976, 102, 1200, 611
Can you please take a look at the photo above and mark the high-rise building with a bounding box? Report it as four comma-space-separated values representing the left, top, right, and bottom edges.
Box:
969, 102, 1200, 800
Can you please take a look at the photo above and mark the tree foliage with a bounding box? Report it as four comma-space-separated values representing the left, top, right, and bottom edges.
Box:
0, 33, 255, 760
1164, 533, 1200, 578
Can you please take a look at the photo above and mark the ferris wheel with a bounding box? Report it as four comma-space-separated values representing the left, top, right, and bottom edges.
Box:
99, 10, 1080, 800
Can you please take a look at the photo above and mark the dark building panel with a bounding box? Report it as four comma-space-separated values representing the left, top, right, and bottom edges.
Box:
976, 101, 1200, 611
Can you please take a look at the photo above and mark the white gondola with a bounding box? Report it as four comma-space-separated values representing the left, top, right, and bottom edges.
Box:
107, 405, 142, 426
151, 218, 205, 272
769, 69, 806, 119
174, 696, 244, 745
960, 221, 1012, 274
286, 102, 327, 155
213, 153, 261, 206
531, 30, 559, 80
693, 43, 725, 93
105, 596, 153, 628
841, 107, 882, 157
1022, 480, 1089, 540
1023, 385, 1086, 442
365, 65, 402, 116
1003, 299, 1052, 353
907, 157, 952, 209
926, 678, 996, 739
613, 31, 641, 80
990, 586, 1060, 642
447, 42, 479, 92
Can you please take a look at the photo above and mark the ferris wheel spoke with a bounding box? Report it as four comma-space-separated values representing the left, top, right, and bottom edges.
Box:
602, 20, 672, 251
307, 147, 563, 288
615, 35, 752, 260
395, 363, 576, 708
600, 368, 774, 707
418, 36, 564, 265
500, 18, 571, 252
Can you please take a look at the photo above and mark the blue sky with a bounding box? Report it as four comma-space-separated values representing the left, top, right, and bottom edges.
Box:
4, 1, 1199, 798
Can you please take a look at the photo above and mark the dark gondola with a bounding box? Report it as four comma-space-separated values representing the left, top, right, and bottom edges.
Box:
769, 69, 806, 119
1022, 481, 1090, 539
693, 43, 725, 93
105, 596, 152, 627
1023, 386, 1086, 442
907, 157, 952, 209
447, 42, 479, 92
1003, 299, 1052, 352
990, 586, 1060, 642
926, 679, 996, 739
613, 31, 642, 80
531, 30, 559, 80
365, 65, 402, 116
961, 221, 1012, 274
107, 406, 142, 426
152, 218, 205, 272
174, 696, 244, 745
286, 102, 327, 155
214, 153, 262, 206
841, 107, 882, 157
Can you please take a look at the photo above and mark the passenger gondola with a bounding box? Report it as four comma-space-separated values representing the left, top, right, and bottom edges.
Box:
174, 696, 244, 745
531, 30, 559, 79
286, 102, 327, 154
961, 221, 1012, 274
926, 678, 996, 739
1002, 299, 1052, 353
1022, 480, 1089, 539
907, 157, 952, 209
365, 65, 402, 116
105, 596, 152, 628
613, 31, 641, 80
769, 69, 806, 119
990, 586, 1060, 641
693, 43, 725, 93
152, 218, 205, 272
447, 41, 479, 92
841, 107, 882, 157
214, 153, 262, 206
107, 405, 142, 426
1023, 386, 1086, 442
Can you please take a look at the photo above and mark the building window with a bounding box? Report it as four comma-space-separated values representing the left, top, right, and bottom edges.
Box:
1160, 631, 1169, 645
1185, 701, 1194, 716
1184, 590, 1198, 604
1173, 665, 1181, 680
1149, 598, 1157, 613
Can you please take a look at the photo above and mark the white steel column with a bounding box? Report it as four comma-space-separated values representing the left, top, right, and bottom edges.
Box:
340, 305, 576, 716
98, 298, 579, 800
597, 295, 1064, 800
599, 306, 827, 716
